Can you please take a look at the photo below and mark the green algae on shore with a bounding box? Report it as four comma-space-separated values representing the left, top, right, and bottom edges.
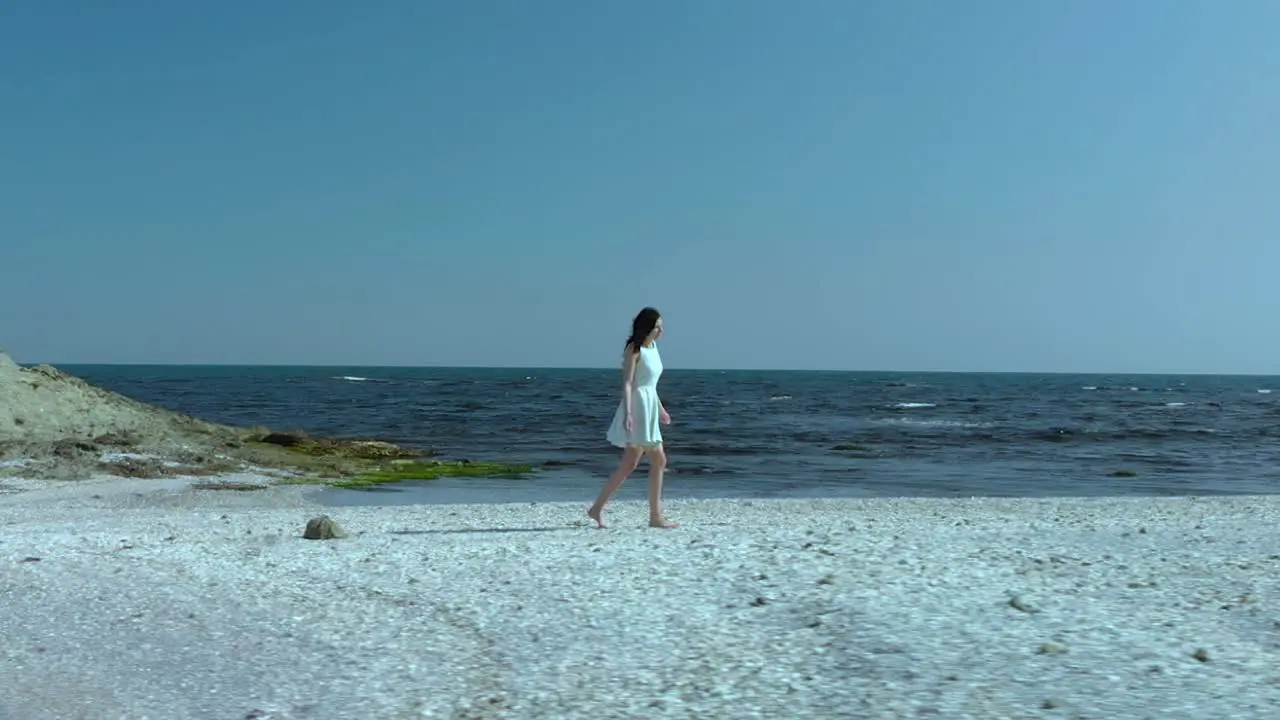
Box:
244, 429, 424, 460
281, 460, 535, 489
230, 432, 535, 489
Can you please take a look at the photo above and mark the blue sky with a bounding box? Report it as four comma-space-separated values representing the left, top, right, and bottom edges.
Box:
2, 1, 1278, 372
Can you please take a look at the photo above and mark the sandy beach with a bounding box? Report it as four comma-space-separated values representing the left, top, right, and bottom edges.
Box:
2, 474, 1278, 719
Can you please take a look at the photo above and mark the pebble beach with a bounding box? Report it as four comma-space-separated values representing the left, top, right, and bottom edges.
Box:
2, 475, 1278, 719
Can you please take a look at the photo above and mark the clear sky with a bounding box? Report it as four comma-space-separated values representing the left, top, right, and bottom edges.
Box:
2, 2, 1278, 373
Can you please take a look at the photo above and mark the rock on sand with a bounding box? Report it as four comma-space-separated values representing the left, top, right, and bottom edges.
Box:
0, 351, 223, 452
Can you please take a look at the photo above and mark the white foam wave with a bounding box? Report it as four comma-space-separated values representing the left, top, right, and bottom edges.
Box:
1164, 402, 1188, 408
1082, 386, 1097, 391
1259, 389, 1272, 394
893, 402, 936, 409
96, 452, 185, 469
769, 395, 792, 401
334, 376, 368, 382
99, 451, 154, 462
879, 418, 992, 429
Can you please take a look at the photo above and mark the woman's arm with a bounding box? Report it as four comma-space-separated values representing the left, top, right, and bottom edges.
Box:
621, 349, 639, 418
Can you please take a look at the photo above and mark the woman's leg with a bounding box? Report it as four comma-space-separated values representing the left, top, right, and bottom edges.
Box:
588, 445, 643, 528
644, 444, 677, 528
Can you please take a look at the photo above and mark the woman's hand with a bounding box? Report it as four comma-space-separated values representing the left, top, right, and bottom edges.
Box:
624, 414, 634, 432
659, 408, 672, 425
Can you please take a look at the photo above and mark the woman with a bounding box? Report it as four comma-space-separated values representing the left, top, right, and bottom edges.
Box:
588, 307, 677, 529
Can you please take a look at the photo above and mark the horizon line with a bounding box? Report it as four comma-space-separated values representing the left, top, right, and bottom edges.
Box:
17, 360, 1280, 377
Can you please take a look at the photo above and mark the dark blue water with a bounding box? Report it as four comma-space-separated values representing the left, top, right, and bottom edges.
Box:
58, 365, 1280, 504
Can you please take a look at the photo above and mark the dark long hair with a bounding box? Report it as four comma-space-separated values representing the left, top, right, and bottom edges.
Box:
624, 307, 661, 354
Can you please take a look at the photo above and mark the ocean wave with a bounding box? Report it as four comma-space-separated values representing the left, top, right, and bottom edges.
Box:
677, 443, 771, 457
1030, 426, 1219, 443
878, 417, 993, 430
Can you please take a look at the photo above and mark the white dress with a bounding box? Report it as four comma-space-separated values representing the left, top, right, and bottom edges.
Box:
606, 343, 664, 448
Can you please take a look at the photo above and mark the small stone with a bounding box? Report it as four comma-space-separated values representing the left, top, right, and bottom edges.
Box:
1192, 648, 1211, 662
1042, 698, 1061, 709
1037, 642, 1068, 655
303, 515, 347, 540
1008, 595, 1040, 614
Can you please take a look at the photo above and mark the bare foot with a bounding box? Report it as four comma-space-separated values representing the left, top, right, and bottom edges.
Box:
587, 506, 607, 529
649, 518, 679, 529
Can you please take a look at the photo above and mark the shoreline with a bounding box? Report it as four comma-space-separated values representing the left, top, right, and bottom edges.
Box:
3, 476, 1279, 717
6, 466, 1279, 507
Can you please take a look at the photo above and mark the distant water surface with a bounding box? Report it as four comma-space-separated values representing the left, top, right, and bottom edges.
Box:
59, 365, 1280, 505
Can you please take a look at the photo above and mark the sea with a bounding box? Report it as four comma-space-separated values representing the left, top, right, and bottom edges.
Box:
59, 365, 1280, 506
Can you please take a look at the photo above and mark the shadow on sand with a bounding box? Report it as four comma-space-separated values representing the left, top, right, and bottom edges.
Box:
389, 525, 585, 535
